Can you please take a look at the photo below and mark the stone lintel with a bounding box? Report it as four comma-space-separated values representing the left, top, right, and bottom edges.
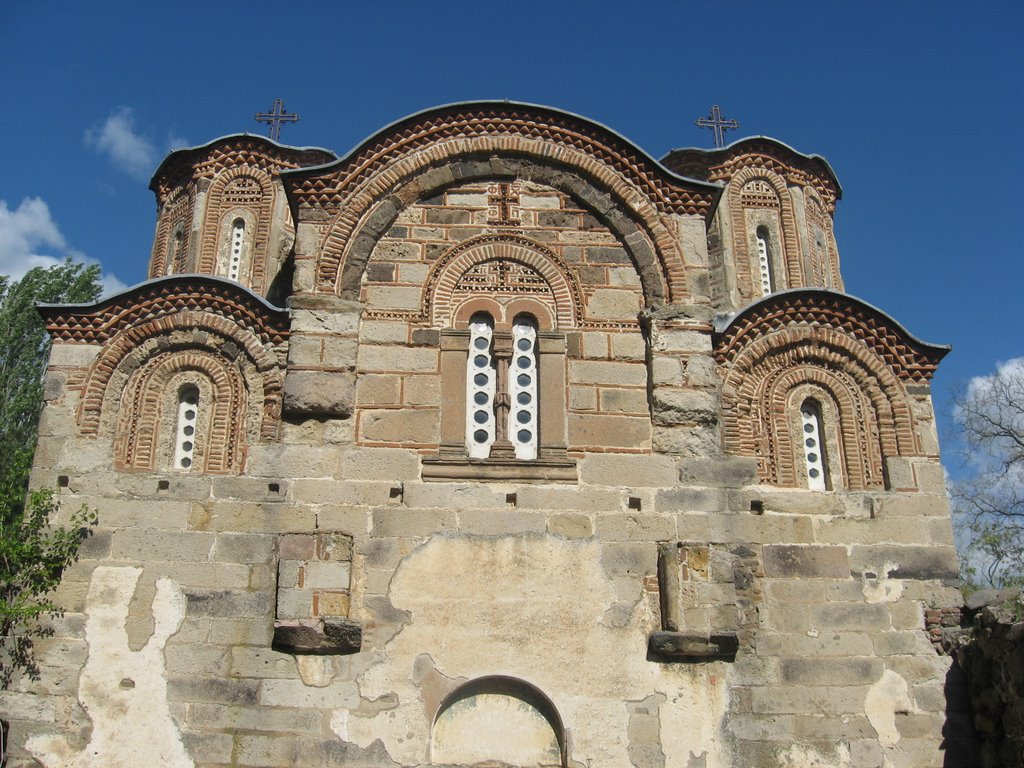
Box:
647, 630, 739, 662
273, 618, 362, 655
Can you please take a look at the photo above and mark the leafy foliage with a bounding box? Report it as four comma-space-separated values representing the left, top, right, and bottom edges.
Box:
0, 260, 101, 524
0, 260, 101, 690
953, 359, 1024, 590
0, 489, 96, 689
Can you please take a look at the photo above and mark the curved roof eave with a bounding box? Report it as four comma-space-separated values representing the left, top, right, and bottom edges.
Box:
36, 273, 288, 315
661, 136, 842, 198
713, 288, 950, 355
278, 99, 724, 198
149, 134, 338, 190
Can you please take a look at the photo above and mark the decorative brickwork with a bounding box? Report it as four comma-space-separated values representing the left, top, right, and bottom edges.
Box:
114, 348, 247, 473
197, 166, 275, 292
149, 187, 195, 278
663, 138, 840, 213
423, 234, 581, 330
728, 166, 800, 299
284, 104, 717, 303
716, 290, 949, 488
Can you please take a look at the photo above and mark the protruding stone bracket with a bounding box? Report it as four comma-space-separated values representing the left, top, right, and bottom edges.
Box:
273, 618, 362, 655
647, 630, 738, 662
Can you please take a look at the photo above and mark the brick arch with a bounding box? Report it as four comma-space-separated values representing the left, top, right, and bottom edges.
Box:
311, 143, 684, 305
727, 166, 802, 296
150, 187, 194, 278
424, 234, 582, 329
804, 186, 843, 291
720, 327, 917, 490
198, 166, 275, 292
78, 312, 283, 446
114, 349, 246, 473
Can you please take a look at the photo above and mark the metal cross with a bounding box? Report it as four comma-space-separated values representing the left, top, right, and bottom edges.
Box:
695, 105, 739, 148
254, 99, 299, 142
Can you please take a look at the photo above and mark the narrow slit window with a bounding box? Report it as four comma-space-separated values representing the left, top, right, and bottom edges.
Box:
800, 399, 829, 491
166, 228, 183, 275
509, 316, 538, 460
755, 227, 774, 295
466, 314, 496, 459
173, 386, 200, 470
228, 218, 246, 281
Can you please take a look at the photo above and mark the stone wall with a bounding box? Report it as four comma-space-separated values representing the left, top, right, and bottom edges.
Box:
944, 589, 1024, 767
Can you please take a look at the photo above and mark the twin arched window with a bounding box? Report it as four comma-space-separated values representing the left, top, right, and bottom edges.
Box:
466, 312, 538, 460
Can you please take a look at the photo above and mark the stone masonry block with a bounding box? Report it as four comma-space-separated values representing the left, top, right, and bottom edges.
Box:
245, 444, 339, 479
278, 534, 315, 560
780, 657, 884, 686
596, 513, 677, 541
763, 545, 850, 578
213, 533, 276, 564
651, 388, 718, 427
302, 561, 352, 590
283, 370, 355, 418
359, 408, 438, 444
340, 448, 420, 481
547, 513, 594, 538
580, 453, 677, 487
358, 345, 438, 373
110, 530, 215, 562
570, 359, 647, 387
849, 545, 958, 580
598, 387, 648, 414
371, 508, 456, 537
656, 487, 727, 512
568, 414, 650, 450
677, 457, 758, 488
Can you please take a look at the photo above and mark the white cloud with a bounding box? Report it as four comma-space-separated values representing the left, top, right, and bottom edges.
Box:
85, 108, 189, 180
0, 197, 125, 297
85, 107, 157, 179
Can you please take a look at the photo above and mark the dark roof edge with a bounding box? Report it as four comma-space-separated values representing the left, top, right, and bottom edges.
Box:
662, 136, 843, 198
149, 134, 338, 189
36, 274, 288, 315
278, 99, 724, 197
713, 288, 950, 355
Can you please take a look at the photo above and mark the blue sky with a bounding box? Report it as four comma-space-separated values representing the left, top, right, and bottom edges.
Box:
1, 2, 1021, 466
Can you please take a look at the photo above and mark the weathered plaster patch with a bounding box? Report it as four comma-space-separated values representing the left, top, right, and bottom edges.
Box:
27, 566, 191, 768
865, 669, 915, 756
345, 534, 731, 767
659, 668, 730, 768
862, 564, 904, 604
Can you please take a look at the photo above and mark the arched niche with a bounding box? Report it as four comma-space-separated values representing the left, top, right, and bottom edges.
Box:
431, 676, 566, 767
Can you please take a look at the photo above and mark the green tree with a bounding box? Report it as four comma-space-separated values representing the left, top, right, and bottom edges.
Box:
0, 489, 96, 688
952, 358, 1024, 590
0, 260, 101, 523
0, 260, 101, 690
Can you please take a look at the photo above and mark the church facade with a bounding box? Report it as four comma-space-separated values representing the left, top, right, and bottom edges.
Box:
3, 103, 962, 767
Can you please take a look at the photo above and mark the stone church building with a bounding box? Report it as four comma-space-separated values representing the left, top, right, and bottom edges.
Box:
3, 102, 963, 767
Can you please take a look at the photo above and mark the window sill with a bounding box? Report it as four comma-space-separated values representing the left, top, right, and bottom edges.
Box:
421, 453, 578, 483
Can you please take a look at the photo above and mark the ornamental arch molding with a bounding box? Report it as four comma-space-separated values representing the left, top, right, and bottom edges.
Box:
424, 234, 582, 329
720, 327, 918, 490
727, 165, 803, 292
112, 348, 248, 473
198, 165, 275, 290
283, 105, 721, 305
77, 312, 283, 453
319, 147, 678, 304
715, 291, 949, 490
